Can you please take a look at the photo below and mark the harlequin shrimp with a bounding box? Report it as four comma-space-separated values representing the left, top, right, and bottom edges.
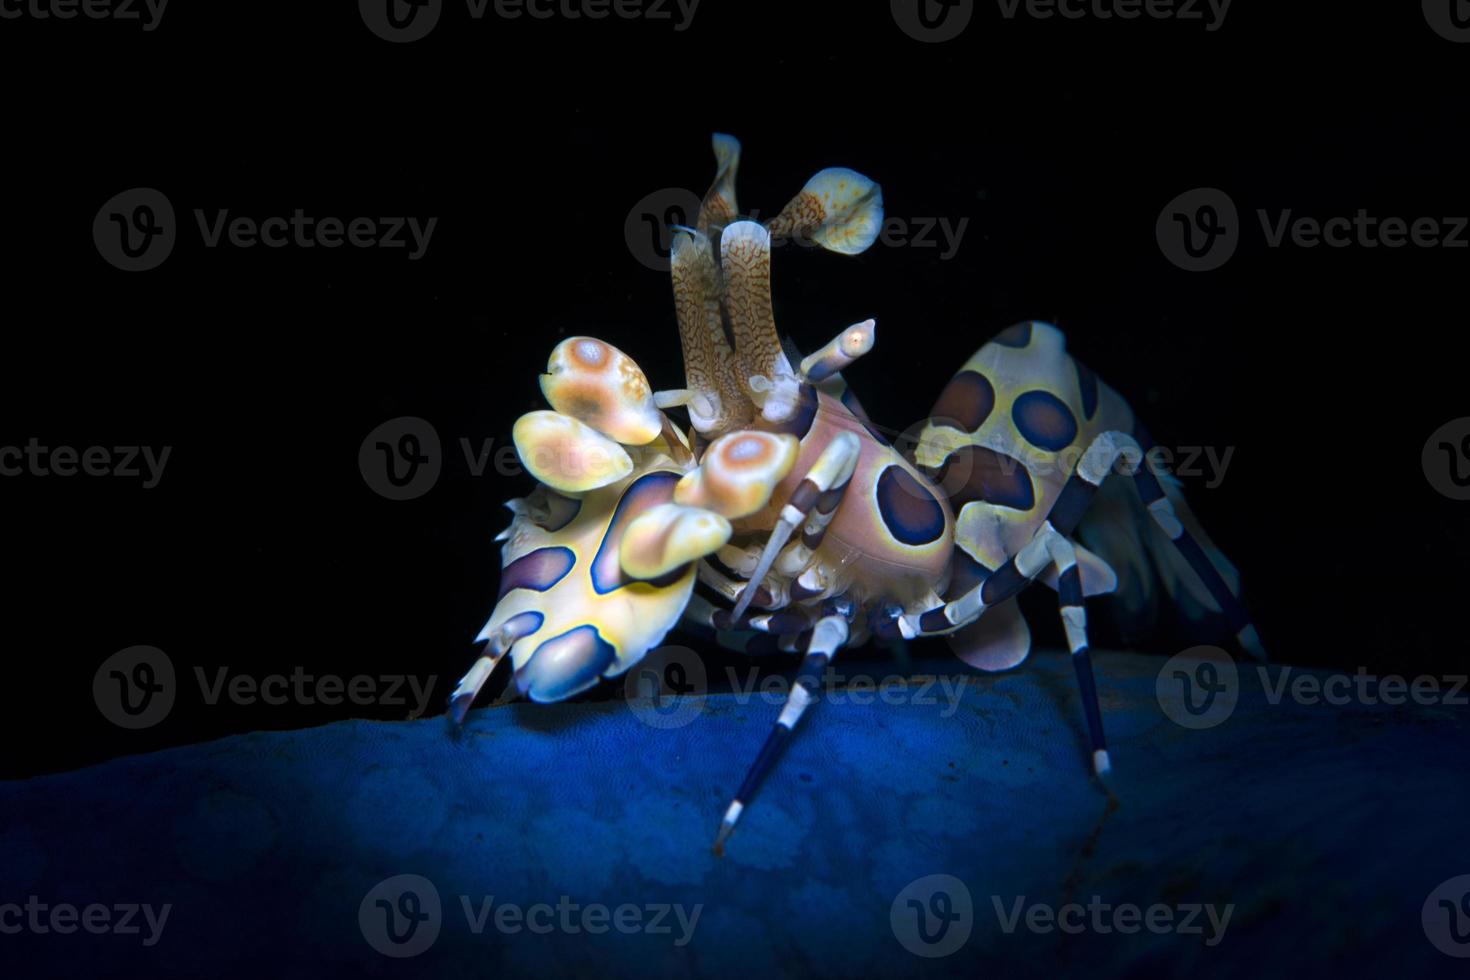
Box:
451, 134, 1264, 850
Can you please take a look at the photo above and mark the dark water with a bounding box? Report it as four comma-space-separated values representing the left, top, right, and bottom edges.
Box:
1, 5, 1466, 976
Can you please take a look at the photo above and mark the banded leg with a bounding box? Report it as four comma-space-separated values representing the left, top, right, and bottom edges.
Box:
731, 431, 861, 620
875, 518, 1112, 776
681, 593, 807, 658
713, 604, 815, 636
448, 613, 543, 724
713, 629, 801, 658
449, 656, 501, 725
1048, 535, 1110, 776
779, 467, 854, 579
713, 613, 850, 853
723, 465, 852, 591
1123, 432, 1265, 659
899, 432, 1263, 658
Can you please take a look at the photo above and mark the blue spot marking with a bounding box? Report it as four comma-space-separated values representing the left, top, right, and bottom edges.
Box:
517, 624, 618, 702
498, 546, 575, 599
1012, 390, 1078, 451
941, 446, 1036, 511
875, 465, 947, 546
929, 370, 995, 433
502, 610, 545, 640
590, 471, 681, 594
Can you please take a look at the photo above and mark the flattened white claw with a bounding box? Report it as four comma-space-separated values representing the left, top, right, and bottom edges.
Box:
513, 410, 633, 494
539, 337, 664, 445
674, 431, 799, 519
619, 502, 732, 580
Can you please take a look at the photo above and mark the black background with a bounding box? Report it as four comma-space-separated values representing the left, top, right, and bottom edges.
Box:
1, 0, 1466, 777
